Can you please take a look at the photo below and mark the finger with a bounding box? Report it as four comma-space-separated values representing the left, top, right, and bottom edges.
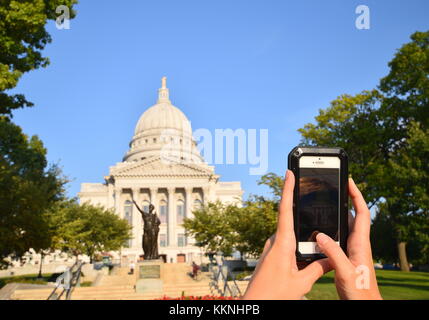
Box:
262, 234, 276, 255
277, 170, 295, 238
299, 258, 332, 283
253, 234, 276, 273
348, 178, 370, 237
316, 233, 354, 272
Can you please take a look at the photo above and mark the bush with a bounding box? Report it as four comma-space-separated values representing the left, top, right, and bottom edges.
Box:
235, 271, 253, 280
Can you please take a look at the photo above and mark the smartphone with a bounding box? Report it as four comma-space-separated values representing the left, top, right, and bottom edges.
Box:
288, 147, 349, 262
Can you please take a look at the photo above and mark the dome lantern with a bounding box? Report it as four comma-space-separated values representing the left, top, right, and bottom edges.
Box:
123, 77, 203, 163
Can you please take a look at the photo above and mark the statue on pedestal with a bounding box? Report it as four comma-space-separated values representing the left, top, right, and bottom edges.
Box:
132, 196, 160, 260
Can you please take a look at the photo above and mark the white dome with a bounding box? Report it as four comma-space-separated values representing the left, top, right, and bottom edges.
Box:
123, 77, 203, 163
134, 102, 192, 137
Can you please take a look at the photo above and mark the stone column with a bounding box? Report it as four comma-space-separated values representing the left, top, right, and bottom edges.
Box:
167, 187, 176, 247
185, 187, 193, 219
202, 186, 210, 205
132, 187, 140, 249
107, 182, 114, 209
185, 187, 193, 246
150, 187, 158, 209
114, 187, 121, 217
149, 187, 159, 251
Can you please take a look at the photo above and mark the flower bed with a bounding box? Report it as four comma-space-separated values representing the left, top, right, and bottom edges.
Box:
156, 295, 238, 300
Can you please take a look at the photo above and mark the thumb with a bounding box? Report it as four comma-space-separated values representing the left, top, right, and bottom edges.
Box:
316, 233, 354, 272
299, 258, 332, 284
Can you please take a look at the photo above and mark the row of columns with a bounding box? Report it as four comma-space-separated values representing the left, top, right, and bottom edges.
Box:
112, 186, 209, 247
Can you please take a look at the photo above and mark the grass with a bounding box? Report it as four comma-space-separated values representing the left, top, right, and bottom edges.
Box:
0, 273, 54, 289
0, 273, 92, 289
307, 269, 429, 300
2, 269, 427, 300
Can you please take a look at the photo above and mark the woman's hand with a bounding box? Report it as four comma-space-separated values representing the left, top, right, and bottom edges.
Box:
242, 170, 331, 300
315, 178, 382, 300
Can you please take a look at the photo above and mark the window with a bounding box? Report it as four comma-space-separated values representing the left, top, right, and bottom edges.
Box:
124, 200, 133, 247
159, 200, 167, 224
177, 200, 185, 224
178, 233, 186, 247
142, 201, 150, 215
160, 234, 167, 247
193, 199, 202, 210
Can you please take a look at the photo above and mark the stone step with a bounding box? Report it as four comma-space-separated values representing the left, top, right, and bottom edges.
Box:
12, 282, 211, 294
12, 284, 214, 300
12, 284, 243, 300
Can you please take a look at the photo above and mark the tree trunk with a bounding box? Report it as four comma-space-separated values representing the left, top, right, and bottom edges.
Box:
37, 252, 44, 279
397, 242, 410, 272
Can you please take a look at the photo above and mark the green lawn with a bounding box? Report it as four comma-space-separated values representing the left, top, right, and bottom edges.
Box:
0, 273, 92, 289
0, 273, 54, 289
307, 270, 429, 300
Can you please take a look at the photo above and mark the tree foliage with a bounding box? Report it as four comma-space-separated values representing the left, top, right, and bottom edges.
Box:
230, 197, 278, 256
299, 31, 429, 270
0, 0, 77, 116
184, 175, 282, 257
50, 200, 132, 262
0, 118, 66, 268
183, 202, 239, 256
298, 90, 385, 207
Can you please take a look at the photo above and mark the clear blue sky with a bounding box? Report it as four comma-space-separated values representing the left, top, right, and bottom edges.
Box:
11, 0, 429, 199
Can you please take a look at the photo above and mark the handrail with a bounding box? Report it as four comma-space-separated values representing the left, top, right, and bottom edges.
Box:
208, 256, 242, 298
47, 260, 84, 300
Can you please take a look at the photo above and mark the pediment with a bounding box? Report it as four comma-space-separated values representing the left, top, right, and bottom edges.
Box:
109, 157, 215, 178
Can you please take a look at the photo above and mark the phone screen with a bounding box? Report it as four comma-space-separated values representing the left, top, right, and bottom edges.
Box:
298, 168, 339, 243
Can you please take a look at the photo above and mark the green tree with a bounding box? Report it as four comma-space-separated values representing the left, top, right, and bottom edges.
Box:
0, 0, 78, 269
230, 197, 278, 257
53, 201, 132, 263
184, 201, 238, 256
298, 90, 386, 208
0, 0, 77, 116
376, 31, 429, 271
257, 173, 284, 201
0, 118, 66, 268
184, 176, 282, 258
299, 31, 429, 271
372, 202, 429, 267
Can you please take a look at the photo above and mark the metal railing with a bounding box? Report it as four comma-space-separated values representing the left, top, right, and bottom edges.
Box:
208, 256, 242, 298
47, 261, 84, 300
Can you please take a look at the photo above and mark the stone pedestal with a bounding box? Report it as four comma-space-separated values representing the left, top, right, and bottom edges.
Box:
135, 260, 164, 294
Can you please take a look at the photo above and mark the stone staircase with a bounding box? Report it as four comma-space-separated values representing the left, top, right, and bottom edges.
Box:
11, 263, 250, 300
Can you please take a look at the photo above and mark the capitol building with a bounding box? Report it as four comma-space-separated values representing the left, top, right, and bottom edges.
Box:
78, 77, 243, 265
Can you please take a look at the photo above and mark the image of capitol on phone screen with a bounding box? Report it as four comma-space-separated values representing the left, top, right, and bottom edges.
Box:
298, 156, 340, 254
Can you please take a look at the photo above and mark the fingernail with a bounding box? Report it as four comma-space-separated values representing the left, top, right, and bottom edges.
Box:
316, 233, 329, 245
285, 170, 289, 180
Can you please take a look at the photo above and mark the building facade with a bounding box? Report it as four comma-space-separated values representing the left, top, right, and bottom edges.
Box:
78, 77, 243, 264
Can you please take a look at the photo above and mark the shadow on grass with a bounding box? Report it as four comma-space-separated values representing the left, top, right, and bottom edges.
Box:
377, 279, 429, 292
315, 277, 335, 284
0, 273, 61, 289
